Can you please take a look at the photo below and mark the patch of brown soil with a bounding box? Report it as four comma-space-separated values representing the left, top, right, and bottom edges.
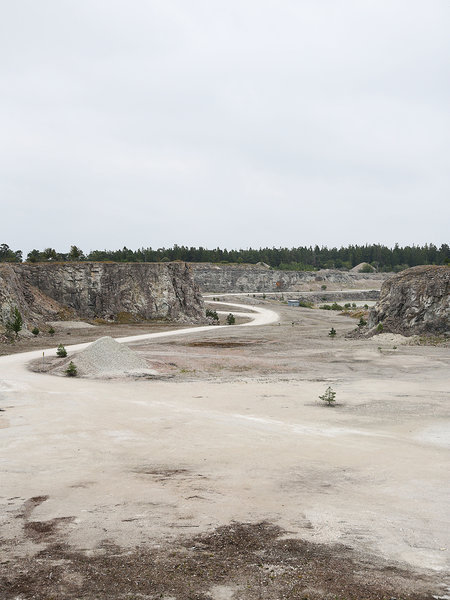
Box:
24, 517, 74, 542
185, 339, 266, 348
0, 522, 437, 600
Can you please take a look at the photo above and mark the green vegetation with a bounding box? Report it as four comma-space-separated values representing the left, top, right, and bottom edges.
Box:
0, 243, 22, 262
319, 386, 336, 406
328, 327, 337, 338
226, 313, 236, 325
358, 317, 367, 328
320, 302, 344, 311
56, 344, 67, 358
48, 326, 55, 336
206, 309, 219, 322
6, 307, 23, 337
0, 242, 447, 271
376, 323, 384, 333
65, 361, 77, 377
360, 263, 375, 273
298, 301, 314, 308
31, 327, 39, 336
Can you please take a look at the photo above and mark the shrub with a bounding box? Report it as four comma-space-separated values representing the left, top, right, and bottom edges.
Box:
320, 303, 344, 311
298, 301, 314, 308
321, 284, 327, 290
48, 326, 55, 336
328, 327, 337, 338
344, 303, 351, 308
358, 317, 367, 328
226, 313, 236, 325
364, 304, 369, 309
319, 386, 336, 406
56, 344, 67, 358
31, 327, 39, 336
206, 309, 219, 322
65, 361, 77, 377
376, 323, 384, 333
6, 307, 23, 337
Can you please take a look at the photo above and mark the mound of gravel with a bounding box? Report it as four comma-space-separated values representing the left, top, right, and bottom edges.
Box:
59, 336, 158, 379
369, 332, 412, 345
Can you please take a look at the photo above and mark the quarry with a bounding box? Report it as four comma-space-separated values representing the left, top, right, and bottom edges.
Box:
0, 263, 449, 599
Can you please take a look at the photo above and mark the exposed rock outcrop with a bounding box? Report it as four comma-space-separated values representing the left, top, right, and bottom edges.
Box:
0, 264, 69, 332
0, 262, 204, 332
191, 263, 388, 293
368, 266, 449, 336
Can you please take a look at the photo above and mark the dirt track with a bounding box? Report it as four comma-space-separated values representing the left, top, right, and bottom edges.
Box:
0, 297, 449, 599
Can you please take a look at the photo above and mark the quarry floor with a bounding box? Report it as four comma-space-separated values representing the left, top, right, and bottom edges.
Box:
0, 297, 449, 599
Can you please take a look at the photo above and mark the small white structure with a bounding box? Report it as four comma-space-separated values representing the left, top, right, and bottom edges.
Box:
287, 299, 300, 307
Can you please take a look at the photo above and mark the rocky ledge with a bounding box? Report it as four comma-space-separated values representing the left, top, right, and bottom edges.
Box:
0, 262, 205, 332
368, 265, 449, 336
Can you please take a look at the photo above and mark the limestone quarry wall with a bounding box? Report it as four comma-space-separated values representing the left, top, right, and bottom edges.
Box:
368, 265, 449, 336
191, 263, 389, 293
0, 262, 204, 329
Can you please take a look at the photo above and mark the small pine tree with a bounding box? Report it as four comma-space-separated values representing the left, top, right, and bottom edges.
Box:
56, 344, 67, 358
48, 326, 55, 336
206, 309, 219, 322
6, 307, 23, 337
226, 313, 236, 325
328, 327, 337, 338
13, 308, 23, 334
65, 361, 77, 377
31, 327, 39, 336
319, 386, 336, 406
358, 317, 367, 328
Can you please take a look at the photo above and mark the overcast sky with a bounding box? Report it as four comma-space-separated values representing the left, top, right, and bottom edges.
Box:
1, 1, 449, 255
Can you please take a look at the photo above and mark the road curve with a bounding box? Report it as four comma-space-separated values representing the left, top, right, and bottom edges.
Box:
0, 300, 279, 379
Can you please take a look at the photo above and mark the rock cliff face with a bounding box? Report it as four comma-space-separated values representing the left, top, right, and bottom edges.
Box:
191, 263, 388, 293
0, 262, 204, 330
368, 265, 449, 336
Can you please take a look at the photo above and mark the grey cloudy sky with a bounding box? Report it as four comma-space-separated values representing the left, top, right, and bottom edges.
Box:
1, 0, 449, 255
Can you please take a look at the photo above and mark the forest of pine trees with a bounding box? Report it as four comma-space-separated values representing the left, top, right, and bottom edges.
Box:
0, 243, 448, 272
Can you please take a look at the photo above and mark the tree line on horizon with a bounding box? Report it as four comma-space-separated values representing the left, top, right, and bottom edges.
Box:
0, 242, 449, 272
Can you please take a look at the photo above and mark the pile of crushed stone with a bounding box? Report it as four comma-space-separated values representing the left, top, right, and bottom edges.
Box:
56, 336, 158, 379
369, 332, 415, 345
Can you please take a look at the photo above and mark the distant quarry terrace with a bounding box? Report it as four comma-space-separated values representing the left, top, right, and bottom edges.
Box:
189, 262, 389, 294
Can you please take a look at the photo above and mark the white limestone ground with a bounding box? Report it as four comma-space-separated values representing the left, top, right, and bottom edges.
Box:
47, 321, 95, 330
0, 299, 448, 596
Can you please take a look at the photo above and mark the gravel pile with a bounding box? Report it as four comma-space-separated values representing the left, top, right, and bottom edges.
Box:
59, 336, 158, 379
369, 332, 414, 345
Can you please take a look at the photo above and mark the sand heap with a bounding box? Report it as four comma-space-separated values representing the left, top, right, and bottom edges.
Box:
60, 336, 157, 379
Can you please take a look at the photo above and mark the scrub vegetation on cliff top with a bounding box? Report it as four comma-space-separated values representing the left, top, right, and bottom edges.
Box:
1, 242, 448, 272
